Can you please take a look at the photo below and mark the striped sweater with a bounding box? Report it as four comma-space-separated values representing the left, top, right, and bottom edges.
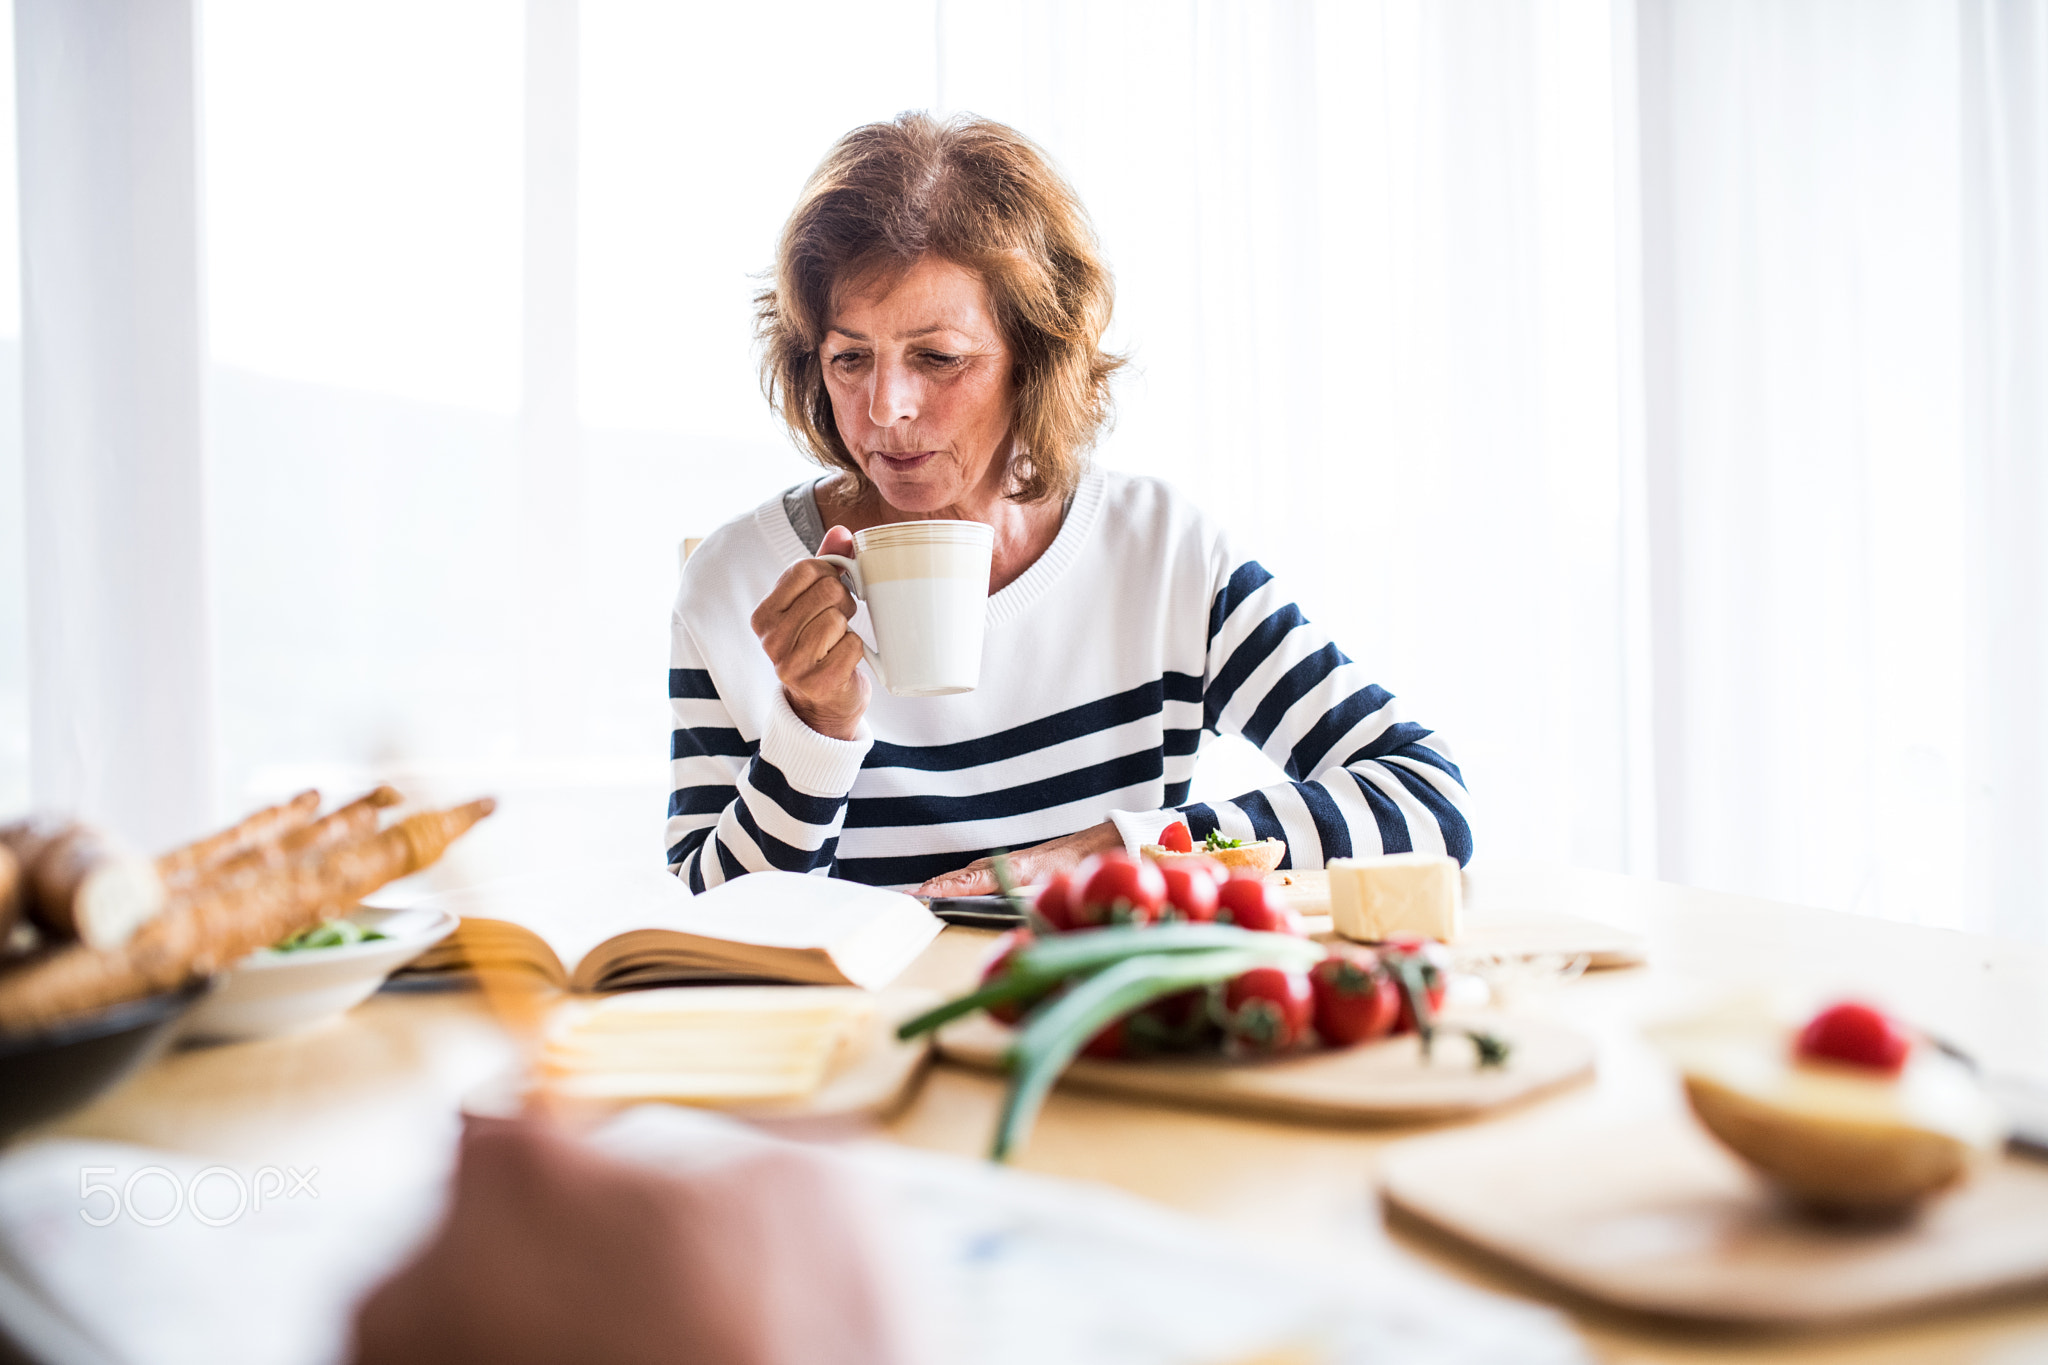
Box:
666, 470, 1472, 890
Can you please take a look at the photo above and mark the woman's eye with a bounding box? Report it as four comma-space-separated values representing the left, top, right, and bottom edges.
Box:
827, 351, 866, 371
922, 352, 963, 368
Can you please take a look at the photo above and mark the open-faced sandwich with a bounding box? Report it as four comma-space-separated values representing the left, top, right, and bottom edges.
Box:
1654, 997, 2006, 1216
1139, 821, 1286, 877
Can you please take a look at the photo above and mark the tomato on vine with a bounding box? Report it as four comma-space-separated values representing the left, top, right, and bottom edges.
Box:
1069, 853, 1168, 927
1309, 945, 1401, 1045
1221, 966, 1314, 1053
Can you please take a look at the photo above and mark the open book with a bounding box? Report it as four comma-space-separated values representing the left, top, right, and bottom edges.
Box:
374, 866, 942, 992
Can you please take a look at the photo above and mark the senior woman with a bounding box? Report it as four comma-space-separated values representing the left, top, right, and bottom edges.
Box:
666, 113, 1470, 896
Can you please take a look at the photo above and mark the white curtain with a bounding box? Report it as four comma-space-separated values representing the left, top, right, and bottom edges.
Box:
1636, 0, 2048, 937
929, 1, 1644, 886
1960, 0, 2048, 941
15, 0, 2048, 936
930, 0, 2048, 937
15, 0, 213, 852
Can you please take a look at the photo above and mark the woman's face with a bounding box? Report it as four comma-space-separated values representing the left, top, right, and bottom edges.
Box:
820, 256, 1014, 515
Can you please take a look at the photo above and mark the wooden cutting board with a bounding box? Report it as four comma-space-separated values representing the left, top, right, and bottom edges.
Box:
1381, 1112, 2048, 1324
1266, 871, 1648, 969
936, 1010, 1594, 1124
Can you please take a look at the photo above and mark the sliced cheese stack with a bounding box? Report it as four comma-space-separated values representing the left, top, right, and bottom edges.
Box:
538, 986, 873, 1105
1328, 853, 1461, 943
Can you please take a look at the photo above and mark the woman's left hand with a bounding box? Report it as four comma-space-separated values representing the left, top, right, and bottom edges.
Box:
913, 821, 1124, 898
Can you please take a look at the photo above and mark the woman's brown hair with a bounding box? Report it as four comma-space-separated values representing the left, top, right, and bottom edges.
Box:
756, 112, 1122, 506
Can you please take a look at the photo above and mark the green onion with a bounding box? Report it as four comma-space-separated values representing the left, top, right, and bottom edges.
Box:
1466, 1028, 1511, 1068
1017, 923, 1319, 980
1390, 954, 1438, 1058
896, 971, 1060, 1041
992, 946, 1297, 1161
896, 924, 1318, 1042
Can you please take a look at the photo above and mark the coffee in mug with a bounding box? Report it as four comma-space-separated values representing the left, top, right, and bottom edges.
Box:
816, 520, 994, 696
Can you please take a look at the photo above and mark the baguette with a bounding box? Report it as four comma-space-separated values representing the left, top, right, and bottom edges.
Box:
0, 817, 167, 950
203, 786, 403, 887
0, 797, 495, 1033
0, 816, 71, 877
22, 826, 166, 950
156, 789, 322, 889
0, 843, 19, 942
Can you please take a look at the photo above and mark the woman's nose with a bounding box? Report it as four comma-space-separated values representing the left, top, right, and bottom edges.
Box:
867, 357, 919, 427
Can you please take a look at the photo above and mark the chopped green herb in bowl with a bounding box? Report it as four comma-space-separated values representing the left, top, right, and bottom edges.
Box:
273, 919, 388, 953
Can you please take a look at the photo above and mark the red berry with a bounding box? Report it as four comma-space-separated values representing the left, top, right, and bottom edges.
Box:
1158, 821, 1194, 853
1796, 1001, 1911, 1074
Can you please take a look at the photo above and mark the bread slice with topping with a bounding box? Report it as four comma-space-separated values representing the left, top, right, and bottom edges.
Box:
1139, 838, 1286, 876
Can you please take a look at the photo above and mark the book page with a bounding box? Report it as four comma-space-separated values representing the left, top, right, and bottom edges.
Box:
371, 864, 692, 976
379, 866, 938, 990
652, 871, 930, 952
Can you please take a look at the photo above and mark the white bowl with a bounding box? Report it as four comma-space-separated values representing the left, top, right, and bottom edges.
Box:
180, 904, 460, 1043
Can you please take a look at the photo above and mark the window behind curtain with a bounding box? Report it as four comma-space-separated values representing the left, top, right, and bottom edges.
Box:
198, 1, 940, 875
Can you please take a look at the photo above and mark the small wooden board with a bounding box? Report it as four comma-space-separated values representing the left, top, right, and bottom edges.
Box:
1267, 871, 1648, 969
936, 1011, 1594, 1125
519, 988, 938, 1126
1380, 1113, 2048, 1325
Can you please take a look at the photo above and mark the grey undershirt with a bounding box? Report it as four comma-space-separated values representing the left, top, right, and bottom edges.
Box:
783, 479, 828, 554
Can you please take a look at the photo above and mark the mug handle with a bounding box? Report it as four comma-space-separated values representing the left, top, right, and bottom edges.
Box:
814, 553, 888, 691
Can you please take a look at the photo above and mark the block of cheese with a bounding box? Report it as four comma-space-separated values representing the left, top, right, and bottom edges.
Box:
1327, 854, 1461, 943
537, 986, 873, 1104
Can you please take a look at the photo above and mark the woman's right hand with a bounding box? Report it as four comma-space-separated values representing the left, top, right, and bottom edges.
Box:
750, 526, 870, 741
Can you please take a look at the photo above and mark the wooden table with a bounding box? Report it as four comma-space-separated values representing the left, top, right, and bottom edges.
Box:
30, 861, 2048, 1364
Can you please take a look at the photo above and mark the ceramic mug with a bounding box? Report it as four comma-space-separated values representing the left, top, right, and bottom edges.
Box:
817, 520, 994, 697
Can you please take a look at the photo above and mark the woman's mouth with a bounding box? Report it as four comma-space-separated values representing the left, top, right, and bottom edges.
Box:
871, 450, 939, 472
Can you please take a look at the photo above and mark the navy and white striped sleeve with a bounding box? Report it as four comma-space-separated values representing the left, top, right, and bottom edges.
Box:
665, 625, 872, 891
1169, 559, 1473, 868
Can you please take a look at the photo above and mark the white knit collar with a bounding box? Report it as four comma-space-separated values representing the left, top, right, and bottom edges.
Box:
986, 468, 1104, 627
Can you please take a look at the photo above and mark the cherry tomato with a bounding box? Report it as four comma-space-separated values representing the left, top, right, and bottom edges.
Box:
1213, 877, 1303, 935
1221, 967, 1314, 1053
1097, 988, 1216, 1057
1158, 820, 1194, 853
1381, 935, 1449, 1034
1157, 864, 1219, 923
1796, 1001, 1910, 1073
1310, 945, 1401, 1046
1070, 853, 1167, 927
978, 929, 1038, 1024
1033, 872, 1076, 932
1081, 1016, 1129, 1059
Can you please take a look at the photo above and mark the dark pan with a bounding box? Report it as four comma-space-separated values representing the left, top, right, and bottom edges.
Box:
0, 979, 212, 1144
